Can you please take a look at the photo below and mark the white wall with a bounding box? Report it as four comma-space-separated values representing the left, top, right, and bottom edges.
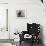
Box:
0, 0, 8, 3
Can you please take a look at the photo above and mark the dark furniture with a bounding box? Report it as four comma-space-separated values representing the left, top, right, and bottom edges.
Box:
19, 23, 41, 46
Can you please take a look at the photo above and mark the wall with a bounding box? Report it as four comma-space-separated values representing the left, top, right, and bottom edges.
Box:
0, 0, 8, 3
9, 0, 42, 32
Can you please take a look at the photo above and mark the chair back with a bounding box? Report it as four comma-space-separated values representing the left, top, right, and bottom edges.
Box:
27, 23, 40, 36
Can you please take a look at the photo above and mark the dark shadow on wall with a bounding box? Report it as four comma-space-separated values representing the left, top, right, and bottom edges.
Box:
39, 25, 45, 46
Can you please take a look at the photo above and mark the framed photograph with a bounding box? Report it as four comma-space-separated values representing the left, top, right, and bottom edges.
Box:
16, 10, 27, 18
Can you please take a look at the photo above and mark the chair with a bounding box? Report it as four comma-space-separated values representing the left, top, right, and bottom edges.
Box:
19, 23, 40, 45
27, 23, 40, 43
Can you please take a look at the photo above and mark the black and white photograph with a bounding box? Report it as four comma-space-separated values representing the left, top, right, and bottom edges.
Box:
16, 10, 25, 17
16, 9, 27, 19
0, 0, 46, 46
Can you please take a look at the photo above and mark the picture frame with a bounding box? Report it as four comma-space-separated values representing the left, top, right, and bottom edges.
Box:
16, 9, 27, 18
